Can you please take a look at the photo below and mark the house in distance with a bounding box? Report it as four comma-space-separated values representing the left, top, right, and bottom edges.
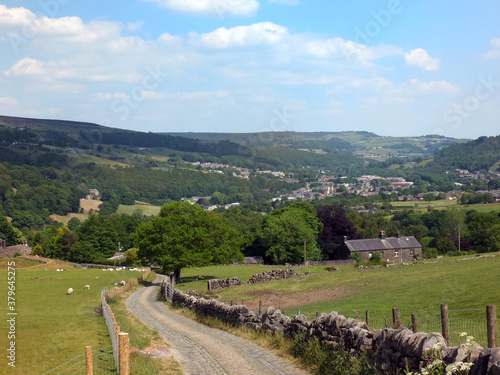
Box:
338, 231, 422, 262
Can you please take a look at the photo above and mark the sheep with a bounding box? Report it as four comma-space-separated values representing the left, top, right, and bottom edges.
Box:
84, 285, 90, 290
66, 288, 73, 295
119, 280, 126, 287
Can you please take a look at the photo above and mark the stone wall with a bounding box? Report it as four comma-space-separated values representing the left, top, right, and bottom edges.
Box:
165, 282, 500, 374
207, 269, 302, 291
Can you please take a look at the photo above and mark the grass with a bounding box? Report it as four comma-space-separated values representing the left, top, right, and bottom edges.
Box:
177, 254, 500, 346
117, 204, 162, 216
0, 259, 154, 374
391, 200, 500, 214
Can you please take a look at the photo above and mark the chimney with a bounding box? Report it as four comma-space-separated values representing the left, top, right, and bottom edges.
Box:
379, 231, 386, 240
1, 239, 5, 249
343, 236, 348, 243
396, 232, 400, 239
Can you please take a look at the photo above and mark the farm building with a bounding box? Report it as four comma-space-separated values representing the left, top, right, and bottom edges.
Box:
338, 231, 422, 262
0, 239, 32, 258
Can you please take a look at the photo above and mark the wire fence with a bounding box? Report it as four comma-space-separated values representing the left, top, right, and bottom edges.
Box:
42, 346, 116, 375
101, 288, 120, 370
365, 308, 498, 347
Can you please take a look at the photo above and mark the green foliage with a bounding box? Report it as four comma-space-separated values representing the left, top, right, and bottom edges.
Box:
291, 333, 376, 375
76, 215, 119, 259
258, 202, 323, 264
135, 202, 243, 278
67, 217, 81, 230
68, 241, 96, 263
0, 216, 23, 245
125, 247, 140, 266
436, 237, 457, 254
32, 244, 44, 256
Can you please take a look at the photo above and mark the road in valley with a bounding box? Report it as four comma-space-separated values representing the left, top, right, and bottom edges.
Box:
126, 281, 310, 375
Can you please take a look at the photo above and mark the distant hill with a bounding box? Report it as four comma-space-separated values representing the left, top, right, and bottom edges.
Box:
428, 135, 500, 172
162, 131, 467, 160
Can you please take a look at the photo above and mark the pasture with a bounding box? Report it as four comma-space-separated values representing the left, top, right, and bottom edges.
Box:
178, 254, 500, 346
117, 203, 162, 217
0, 258, 150, 374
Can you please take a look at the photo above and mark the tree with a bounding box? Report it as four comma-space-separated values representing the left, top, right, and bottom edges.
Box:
258, 202, 323, 264
316, 205, 361, 259
441, 208, 467, 251
436, 237, 456, 254
69, 241, 96, 263
135, 202, 243, 281
32, 244, 44, 256
0, 216, 23, 246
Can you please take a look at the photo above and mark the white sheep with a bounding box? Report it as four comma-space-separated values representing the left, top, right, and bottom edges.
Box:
84, 285, 90, 290
120, 280, 126, 286
66, 288, 73, 295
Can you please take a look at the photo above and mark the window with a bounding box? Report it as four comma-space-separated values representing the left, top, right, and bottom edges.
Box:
368, 252, 373, 259
394, 250, 399, 257
410, 249, 414, 256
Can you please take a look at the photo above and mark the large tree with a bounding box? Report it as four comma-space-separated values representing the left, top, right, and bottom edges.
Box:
135, 202, 243, 280
317, 205, 361, 259
258, 202, 323, 264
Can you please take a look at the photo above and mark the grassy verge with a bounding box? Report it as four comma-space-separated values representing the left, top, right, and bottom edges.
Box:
108, 275, 183, 375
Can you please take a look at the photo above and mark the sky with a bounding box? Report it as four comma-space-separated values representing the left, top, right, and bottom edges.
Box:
0, 1, 499, 139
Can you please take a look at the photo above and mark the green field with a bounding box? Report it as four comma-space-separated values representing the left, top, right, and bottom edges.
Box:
0, 258, 151, 374
117, 203, 163, 216
178, 254, 500, 346
391, 200, 500, 213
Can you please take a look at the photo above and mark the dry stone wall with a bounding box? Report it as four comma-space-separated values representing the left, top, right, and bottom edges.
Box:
207, 269, 302, 291
164, 281, 500, 375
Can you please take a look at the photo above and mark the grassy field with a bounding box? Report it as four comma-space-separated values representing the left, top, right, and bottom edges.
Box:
391, 200, 500, 213
117, 203, 163, 216
0, 258, 152, 374
178, 254, 500, 346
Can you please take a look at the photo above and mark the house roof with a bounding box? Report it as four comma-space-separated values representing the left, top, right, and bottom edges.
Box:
345, 236, 421, 252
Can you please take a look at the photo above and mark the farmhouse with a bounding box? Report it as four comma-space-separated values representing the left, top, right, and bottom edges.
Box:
338, 231, 422, 262
0, 239, 32, 258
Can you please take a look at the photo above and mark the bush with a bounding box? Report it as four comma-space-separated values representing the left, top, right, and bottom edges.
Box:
422, 247, 438, 258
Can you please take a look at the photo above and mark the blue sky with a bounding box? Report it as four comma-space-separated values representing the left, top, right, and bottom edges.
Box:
0, 1, 499, 139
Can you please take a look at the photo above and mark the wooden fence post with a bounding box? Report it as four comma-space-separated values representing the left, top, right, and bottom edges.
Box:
85, 346, 93, 375
258, 301, 262, 316
441, 304, 450, 346
393, 308, 400, 328
411, 313, 418, 333
487, 305, 498, 348
119, 332, 129, 375
366, 310, 370, 329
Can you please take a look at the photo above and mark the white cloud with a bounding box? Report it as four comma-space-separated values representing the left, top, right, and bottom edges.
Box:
170, 90, 229, 101
0, 5, 35, 29
0, 97, 19, 106
482, 37, 500, 60
4, 58, 45, 77
405, 48, 440, 71
141, 0, 259, 17
92, 92, 129, 101
190, 22, 289, 48
139, 91, 165, 100
407, 79, 460, 94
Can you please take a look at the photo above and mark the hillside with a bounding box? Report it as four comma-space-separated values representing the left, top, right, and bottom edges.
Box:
163, 131, 467, 160
427, 135, 500, 172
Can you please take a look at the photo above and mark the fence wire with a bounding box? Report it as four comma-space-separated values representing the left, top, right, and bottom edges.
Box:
366, 310, 498, 347
42, 346, 116, 375
101, 287, 120, 372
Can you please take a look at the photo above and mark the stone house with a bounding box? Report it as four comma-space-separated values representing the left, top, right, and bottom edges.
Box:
338, 231, 422, 262
0, 239, 32, 258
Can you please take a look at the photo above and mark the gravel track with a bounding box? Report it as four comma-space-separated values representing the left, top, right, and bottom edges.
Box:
125, 280, 309, 375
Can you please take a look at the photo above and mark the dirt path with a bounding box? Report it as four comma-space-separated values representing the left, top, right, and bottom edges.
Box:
126, 280, 310, 375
